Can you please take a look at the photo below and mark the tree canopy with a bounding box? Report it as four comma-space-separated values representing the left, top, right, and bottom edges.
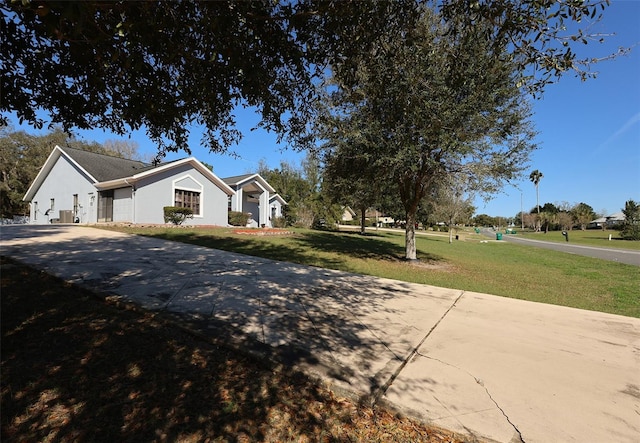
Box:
2, 0, 420, 158
2, 0, 619, 158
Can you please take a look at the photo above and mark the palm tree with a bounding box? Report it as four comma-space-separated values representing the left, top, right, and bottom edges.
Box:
529, 169, 543, 231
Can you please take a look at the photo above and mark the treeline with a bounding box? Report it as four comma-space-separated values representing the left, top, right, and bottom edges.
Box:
473, 200, 640, 240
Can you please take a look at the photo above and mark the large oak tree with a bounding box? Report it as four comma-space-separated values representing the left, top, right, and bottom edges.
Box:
319, 7, 537, 259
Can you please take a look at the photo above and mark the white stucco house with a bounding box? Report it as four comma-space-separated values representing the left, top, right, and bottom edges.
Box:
222, 173, 287, 228
23, 145, 234, 226
589, 211, 626, 229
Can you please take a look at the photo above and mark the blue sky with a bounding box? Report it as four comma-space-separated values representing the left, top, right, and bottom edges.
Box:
475, 0, 640, 218
7, 1, 639, 218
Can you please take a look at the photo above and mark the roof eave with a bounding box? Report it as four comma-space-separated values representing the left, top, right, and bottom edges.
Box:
95, 158, 235, 196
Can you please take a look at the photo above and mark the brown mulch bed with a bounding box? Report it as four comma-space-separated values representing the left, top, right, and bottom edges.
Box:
1, 256, 463, 443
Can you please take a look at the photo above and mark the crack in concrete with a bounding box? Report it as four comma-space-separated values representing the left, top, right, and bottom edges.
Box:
478, 379, 525, 443
369, 290, 465, 406
415, 353, 525, 443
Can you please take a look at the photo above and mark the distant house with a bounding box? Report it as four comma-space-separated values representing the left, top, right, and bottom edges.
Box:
364, 208, 395, 226
605, 212, 625, 227
222, 173, 287, 228
588, 211, 626, 229
23, 145, 234, 226
340, 206, 357, 222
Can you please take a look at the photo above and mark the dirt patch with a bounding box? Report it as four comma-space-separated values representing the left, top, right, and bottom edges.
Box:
406, 259, 456, 272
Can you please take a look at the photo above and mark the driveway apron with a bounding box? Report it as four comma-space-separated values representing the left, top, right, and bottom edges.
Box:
2, 225, 639, 443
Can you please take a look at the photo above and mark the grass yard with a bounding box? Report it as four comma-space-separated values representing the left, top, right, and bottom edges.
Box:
98, 225, 639, 318
1, 256, 461, 443
514, 228, 640, 250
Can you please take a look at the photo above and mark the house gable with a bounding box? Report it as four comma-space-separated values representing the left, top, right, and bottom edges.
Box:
222, 173, 276, 194
173, 175, 203, 192
269, 193, 287, 206
23, 150, 98, 223
23, 146, 94, 202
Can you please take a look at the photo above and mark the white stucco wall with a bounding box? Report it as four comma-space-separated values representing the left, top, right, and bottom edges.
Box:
113, 187, 133, 222
134, 163, 230, 226
28, 155, 97, 224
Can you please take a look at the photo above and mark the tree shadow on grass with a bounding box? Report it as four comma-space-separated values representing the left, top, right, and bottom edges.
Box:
144, 228, 443, 270
294, 231, 406, 261
106, 225, 442, 271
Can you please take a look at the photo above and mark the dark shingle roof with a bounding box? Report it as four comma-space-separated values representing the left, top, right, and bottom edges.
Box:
222, 173, 255, 185
59, 146, 153, 182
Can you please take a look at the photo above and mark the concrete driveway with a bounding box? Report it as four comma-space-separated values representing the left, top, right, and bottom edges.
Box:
2, 225, 639, 443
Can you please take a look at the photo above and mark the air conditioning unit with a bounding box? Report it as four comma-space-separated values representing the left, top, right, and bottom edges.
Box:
59, 210, 74, 223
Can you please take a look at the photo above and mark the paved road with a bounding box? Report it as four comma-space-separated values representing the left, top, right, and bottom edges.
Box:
481, 229, 640, 266
2, 225, 639, 443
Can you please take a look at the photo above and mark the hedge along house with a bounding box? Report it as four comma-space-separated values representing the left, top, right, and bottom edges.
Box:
23, 145, 234, 226
223, 173, 287, 228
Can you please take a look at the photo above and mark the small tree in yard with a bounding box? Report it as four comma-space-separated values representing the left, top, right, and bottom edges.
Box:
620, 200, 640, 240
571, 202, 596, 231
163, 206, 193, 225
522, 213, 537, 230
429, 175, 475, 243
557, 211, 573, 231
317, 8, 536, 260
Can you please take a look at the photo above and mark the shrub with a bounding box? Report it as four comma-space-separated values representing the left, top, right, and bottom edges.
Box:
271, 216, 287, 228
163, 206, 193, 225
228, 211, 250, 227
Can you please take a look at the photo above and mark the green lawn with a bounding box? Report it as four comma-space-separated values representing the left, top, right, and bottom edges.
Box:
97, 226, 639, 318
513, 228, 640, 250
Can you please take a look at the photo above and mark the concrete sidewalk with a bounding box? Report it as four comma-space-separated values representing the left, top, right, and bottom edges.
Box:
2, 225, 638, 443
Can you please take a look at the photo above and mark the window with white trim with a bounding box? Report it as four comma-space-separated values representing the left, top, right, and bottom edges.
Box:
174, 189, 201, 215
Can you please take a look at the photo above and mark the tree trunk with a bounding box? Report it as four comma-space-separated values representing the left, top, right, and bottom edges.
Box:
360, 206, 366, 235
405, 211, 417, 260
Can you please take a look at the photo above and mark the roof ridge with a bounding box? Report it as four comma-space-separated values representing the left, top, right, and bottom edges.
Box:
58, 145, 150, 166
